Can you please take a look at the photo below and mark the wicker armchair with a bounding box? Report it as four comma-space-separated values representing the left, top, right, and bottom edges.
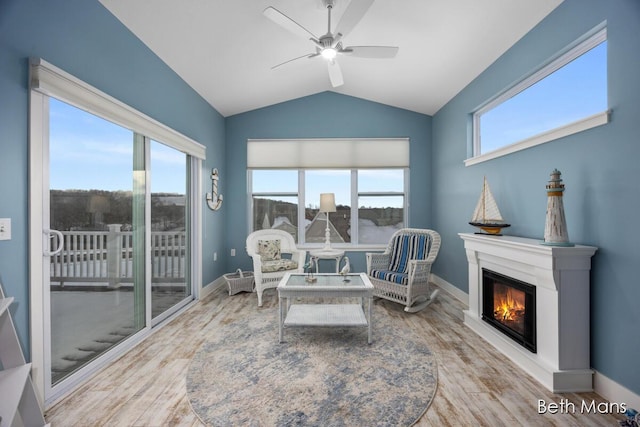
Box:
366, 228, 441, 313
246, 229, 306, 307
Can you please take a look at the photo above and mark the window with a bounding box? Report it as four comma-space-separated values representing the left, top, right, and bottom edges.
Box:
357, 169, 405, 244
468, 24, 608, 165
249, 168, 406, 246
305, 170, 351, 244
251, 170, 299, 240
247, 138, 409, 246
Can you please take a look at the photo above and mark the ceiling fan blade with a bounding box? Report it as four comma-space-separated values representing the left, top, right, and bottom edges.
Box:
263, 6, 318, 40
334, 0, 375, 38
272, 53, 318, 70
342, 45, 399, 58
327, 59, 344, 87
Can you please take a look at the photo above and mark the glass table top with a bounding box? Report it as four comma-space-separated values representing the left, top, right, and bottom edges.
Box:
280, 273, 369, 289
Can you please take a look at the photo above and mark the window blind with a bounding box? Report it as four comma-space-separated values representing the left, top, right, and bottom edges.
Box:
247, 138, 409, 169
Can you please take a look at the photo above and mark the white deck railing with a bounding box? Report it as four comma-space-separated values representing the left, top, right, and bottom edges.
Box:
49, 225, 186, 286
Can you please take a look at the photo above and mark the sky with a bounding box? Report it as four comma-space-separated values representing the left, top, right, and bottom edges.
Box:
251, 169, 405, 209
49, 97, 402, 209
480, 41, 607, 153
49, 98, 186, 194
48, 39, 606, 198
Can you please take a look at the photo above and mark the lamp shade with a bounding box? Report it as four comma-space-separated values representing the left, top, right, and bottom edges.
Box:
319, 193, 337, 213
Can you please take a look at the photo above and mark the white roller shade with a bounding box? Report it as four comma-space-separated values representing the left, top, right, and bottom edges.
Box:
247, 138, 409, 168
30, 58, 206, 159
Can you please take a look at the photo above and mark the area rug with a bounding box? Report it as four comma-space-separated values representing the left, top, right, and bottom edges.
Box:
186, 307, 437, 426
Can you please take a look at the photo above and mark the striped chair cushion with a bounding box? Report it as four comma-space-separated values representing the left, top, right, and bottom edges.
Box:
387, 234, 429, 274
370, 269, 408, 285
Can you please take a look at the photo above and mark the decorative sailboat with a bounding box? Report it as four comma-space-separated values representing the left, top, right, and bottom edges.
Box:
469, 177, 510, 235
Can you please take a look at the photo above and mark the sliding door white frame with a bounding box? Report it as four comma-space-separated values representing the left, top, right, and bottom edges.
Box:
28, 58, 204, 407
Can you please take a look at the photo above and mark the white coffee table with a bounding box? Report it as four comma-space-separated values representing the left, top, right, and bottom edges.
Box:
277, 273, 373, 344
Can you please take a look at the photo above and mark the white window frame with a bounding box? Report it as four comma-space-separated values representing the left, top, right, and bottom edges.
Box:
466, 23, 609, 166
248, 168, 408, 249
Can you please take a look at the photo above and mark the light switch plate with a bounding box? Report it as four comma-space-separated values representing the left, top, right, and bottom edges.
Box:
0, 218, 11, 240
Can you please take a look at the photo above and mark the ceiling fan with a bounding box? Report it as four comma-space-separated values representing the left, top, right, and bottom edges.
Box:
263, 0, 399, 87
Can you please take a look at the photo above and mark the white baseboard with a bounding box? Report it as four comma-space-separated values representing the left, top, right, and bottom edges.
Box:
200, 276, 226, 299
594, 370, 640, 412
431, 274, 468, 306
431, 274, 639, 410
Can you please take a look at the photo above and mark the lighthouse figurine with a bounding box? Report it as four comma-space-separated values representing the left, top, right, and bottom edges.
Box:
542, 169, 574, 246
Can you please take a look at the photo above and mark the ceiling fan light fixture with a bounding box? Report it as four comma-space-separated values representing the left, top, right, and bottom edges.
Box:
265, 0, 396, 86
321, 47, 337, 60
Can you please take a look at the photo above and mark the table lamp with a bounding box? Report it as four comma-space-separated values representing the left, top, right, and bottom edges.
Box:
319, 193, 337, 250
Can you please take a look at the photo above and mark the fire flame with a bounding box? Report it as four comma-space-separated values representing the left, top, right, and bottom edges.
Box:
494, 289, 525, 322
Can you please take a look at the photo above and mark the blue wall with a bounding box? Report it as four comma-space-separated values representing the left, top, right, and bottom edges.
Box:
225, 92, 432, 274
1, 0, 637, 400
0, 0, 226, 356
432, 0, 640, 395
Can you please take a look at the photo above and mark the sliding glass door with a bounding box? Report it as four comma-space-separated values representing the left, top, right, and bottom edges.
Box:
48, 98, 144, 385
29, 59, 204, 406
45, 98, 193, 391
150, 140, 191, 321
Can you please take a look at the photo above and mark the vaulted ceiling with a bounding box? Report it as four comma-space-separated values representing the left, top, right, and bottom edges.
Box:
99, 0, 563, 117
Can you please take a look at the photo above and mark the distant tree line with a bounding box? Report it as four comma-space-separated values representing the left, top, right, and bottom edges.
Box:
50, 189, 185, 231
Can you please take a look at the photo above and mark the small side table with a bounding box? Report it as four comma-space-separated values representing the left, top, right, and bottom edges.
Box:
309, 249, 345, 273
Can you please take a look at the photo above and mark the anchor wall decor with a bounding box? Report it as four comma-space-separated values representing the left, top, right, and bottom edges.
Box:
206, 168, 223, 211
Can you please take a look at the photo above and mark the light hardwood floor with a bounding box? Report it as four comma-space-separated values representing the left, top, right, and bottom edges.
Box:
45, 284, 625, 426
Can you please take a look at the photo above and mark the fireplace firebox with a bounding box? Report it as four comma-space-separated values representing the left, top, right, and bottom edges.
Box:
482, 269, 536, 353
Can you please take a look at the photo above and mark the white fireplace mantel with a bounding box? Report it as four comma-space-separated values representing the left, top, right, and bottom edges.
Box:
459, 233, 597, 393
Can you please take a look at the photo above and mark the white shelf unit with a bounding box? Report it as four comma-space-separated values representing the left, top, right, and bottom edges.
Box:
0, 286, 48, 427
